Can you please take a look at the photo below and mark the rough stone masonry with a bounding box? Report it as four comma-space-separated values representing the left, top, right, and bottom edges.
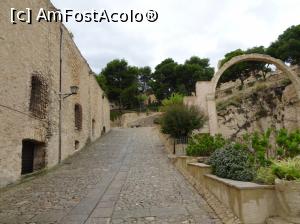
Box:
0, 0, 110, 187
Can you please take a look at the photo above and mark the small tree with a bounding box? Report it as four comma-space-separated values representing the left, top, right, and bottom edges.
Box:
160, 105, 206, 138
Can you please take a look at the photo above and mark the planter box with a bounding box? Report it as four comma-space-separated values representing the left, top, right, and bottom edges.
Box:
173, 156, 197, 172
187, 162, 212, 184
204, 174, 276, 224
275, 179, 300, 224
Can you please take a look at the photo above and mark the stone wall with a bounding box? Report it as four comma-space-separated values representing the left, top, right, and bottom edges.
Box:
0, 0, 110, 187
216, 75, 299, 138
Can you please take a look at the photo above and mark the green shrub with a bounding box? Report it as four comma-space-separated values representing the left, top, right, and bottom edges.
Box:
110, 110, 123, 121
186, 134, 226, 156
272, 158, 300, 181
276, 129, 300, 158
160, 105, 205, 138
251, 129, 272, 167
242, 129, 273, 168
255, 166, 276, 185
224, 89, 233, 95
281, 79, 292, 87
216, 95, 242, 111
161, 93, 184, 111
209, 143, 255, 181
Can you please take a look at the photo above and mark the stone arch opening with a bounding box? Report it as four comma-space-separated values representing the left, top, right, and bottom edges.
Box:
197, 54, 300, 135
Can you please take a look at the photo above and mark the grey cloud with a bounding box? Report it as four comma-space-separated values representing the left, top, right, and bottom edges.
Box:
51, 0, 300, 73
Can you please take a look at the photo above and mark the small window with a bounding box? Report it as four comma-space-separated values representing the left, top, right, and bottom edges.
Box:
74, 104, 82, 130
29, 74, 49, 119
92, 119, 96, 136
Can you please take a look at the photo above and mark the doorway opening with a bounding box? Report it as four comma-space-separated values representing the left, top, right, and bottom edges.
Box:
21, 140, 46, 175
102, 126, 106, 135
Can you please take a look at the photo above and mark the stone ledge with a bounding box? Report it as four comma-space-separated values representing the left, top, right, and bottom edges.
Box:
188, 162, 211, 168
267, 217, 293, 224
204, 174, 275, 190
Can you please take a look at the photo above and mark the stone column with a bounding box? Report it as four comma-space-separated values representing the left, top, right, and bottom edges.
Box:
206, 93, 219, 136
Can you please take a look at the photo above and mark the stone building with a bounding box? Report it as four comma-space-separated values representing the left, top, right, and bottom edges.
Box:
0, 0, 110, 187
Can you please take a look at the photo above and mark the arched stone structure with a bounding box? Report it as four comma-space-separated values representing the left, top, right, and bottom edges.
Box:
196, 54, 300, 135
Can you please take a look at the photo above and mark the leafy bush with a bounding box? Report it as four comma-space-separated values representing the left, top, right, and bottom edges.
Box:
255, 166, 276, 185
160, 105, 205, 138
272, 158, 300, 181
251, 129, 272, 167
209, 143, 255, 181
242, 129, 274, 168
276, 129, 300, 158
110, 110, 123, 121
161, 93, 184, 111
186, 134, 226, 157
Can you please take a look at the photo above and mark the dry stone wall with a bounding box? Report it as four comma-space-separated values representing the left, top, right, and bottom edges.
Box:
216, 75, 299, 138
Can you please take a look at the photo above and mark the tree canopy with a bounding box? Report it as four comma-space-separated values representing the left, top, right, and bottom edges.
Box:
150, 57, 214, 101
268, 24, 300, 65
99, 59, 139, 109
219, 25, 300, 87
218, 46, 270, 87
96, 24, 300, 108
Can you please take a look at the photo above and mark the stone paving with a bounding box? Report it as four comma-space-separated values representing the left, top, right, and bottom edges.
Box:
0, 128, 221, 224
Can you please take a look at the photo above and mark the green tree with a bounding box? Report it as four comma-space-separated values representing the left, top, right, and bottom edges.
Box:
176, 57, 214, 95
268, 24, 300, 65
150, 58, 178, 101
138, 66, 152, 93
219, 47, 270, 87
218, 49, 249, 87
150, 57, 214, 101
100, 59, 139, 109
96, 74, 108, 93
160, 105, 206, 138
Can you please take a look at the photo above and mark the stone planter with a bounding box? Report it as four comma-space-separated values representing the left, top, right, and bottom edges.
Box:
275, 179, 300, 223
197, 156, 209, 163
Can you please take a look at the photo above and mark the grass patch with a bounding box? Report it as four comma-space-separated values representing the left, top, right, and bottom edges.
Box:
217, 95, 242, 111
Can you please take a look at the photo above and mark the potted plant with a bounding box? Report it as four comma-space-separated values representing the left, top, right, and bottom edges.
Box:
272, 158, 300, 223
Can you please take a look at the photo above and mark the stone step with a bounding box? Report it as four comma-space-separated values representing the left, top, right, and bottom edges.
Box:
266, 217, 294, 224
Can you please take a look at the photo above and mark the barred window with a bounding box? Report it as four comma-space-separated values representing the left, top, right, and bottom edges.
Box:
29, 75, 49, 119
75, 104, 82, 130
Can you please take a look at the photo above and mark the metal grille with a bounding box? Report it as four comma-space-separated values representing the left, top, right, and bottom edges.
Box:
75, 104, 82, 130
173, 136, 190, 155
29, 75, 49, 119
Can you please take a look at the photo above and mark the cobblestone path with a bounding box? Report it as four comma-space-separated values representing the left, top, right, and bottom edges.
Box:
0, 128, 220, 224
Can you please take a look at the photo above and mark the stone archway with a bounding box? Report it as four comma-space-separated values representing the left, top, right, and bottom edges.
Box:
196, 53, 300, 135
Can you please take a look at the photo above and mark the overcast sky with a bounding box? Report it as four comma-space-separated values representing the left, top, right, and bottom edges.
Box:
51, 0, 300, 73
